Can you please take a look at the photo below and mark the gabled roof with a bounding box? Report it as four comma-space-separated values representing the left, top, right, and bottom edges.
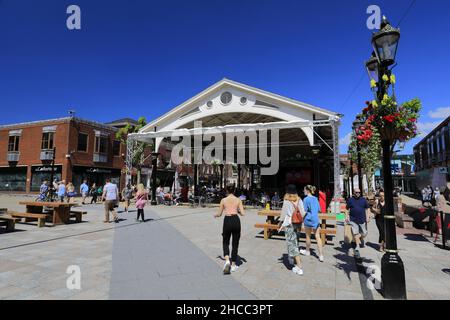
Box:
141, 78, 339, 132
105, 118, 139, 127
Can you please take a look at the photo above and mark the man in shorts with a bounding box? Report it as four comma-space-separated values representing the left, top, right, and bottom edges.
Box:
102, 178, 119, 223
346, 188, 369, 258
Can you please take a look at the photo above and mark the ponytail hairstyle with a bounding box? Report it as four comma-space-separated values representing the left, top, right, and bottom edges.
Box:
304, 185, 316, 195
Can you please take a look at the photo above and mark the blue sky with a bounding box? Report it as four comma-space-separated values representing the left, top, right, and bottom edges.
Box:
1, 0, 449, 154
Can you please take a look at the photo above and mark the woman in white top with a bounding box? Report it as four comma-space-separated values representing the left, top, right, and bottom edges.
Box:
278, 184, 306, 275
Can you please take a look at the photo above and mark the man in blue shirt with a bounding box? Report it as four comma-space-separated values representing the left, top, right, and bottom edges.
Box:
39, 180, 49, 201
80, 180, 89, 205
346, 188, 369, 257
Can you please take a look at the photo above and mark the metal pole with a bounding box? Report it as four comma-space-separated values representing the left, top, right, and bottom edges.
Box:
220, 164, 224, 190
151, 128, 158, 205
49, 147, 56, 202
331, 119, 341, 199
350, 159, 354, 194
193, 164, 198, 196
357, 144, 363, 192
237, 164, 241, 190
378, 66, 407, 300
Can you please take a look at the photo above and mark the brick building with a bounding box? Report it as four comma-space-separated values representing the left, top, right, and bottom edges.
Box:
0, 117, 135, 193
413, 115, 450, 191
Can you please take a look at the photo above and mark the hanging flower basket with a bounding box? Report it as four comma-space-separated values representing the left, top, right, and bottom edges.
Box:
379, 124, 398, 141
359, 97, 421, 144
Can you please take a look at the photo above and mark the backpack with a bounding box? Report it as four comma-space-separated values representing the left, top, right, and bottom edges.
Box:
290, 200, 303, 224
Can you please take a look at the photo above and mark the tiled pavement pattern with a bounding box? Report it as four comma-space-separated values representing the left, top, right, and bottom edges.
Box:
0, 194, 449, 300
109, 209, 255, 299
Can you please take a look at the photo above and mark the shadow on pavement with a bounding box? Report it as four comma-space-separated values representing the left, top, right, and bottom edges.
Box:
278, 253, 293, 270
403, 233, 428, 242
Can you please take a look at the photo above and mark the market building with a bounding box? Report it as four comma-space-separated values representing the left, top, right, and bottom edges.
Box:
413, 115, 450, 191
0, 117, 133, 193
128, 79, 343, 202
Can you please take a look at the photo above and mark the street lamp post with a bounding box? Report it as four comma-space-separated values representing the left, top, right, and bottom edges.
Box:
366, 16, 406, 299
352, 117, 364, 192
49, 147, 56, 202
150, 151, 159, 206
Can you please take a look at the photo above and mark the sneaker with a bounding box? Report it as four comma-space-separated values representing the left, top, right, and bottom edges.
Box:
223, 261, 231, 275
231, 265, 238, 272
299, 249, 310, 256
319, 255, 324, 262
292, 266, 304, 275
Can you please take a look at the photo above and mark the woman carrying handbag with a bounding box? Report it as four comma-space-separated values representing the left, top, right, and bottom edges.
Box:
278, 184, 306, 275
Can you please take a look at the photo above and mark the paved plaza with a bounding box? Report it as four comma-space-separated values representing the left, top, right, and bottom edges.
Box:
0, 194, 449, 300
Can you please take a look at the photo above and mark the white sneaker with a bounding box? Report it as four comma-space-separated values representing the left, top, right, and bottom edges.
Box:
223, 261, 231, 274
292, 266, 304, 275
319, 255, 324, 262
231, 265, 238, 272
299, 249, 310, 256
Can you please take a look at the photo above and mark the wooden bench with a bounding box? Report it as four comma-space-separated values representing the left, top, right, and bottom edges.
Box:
9, 212, 49, 227
0, 216, 20, 232
254, 223, 337, 243
69, 210, 87, 223
255, 211, 337, 244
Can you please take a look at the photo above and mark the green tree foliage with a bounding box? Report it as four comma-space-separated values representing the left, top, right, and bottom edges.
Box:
349, 127, 382, 195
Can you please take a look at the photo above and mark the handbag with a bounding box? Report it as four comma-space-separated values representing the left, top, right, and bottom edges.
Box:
344, 223, 353, 244
290, 201, 303, 224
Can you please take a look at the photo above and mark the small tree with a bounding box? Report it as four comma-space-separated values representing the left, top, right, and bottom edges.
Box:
349, 123, 382, 196
116, 117, 150, 185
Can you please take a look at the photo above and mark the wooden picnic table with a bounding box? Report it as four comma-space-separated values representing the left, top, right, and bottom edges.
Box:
18, 201, 78, 225
0, 215, 21, 232
256, 210, 337, 244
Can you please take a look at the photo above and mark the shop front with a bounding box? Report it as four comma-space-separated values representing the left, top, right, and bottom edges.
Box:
0, 166, 27, 192
31, 165, 62, 192
72, 166, 122, 191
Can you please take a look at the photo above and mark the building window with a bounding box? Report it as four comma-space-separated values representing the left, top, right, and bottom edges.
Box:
220, 92, 232, 105
77, 133, 88, 152
113, 140, 121, 156
8, 136, 20, 152
94, 136, 108, 154
41, 132, 54, 150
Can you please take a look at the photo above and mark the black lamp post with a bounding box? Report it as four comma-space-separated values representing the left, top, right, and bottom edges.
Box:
49, 147, 56, 202
366, 16, 406, 300
352, 116, 364, 192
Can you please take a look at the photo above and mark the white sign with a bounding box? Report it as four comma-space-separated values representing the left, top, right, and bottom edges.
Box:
439, 167, 448, 174
66, 5, 81, 30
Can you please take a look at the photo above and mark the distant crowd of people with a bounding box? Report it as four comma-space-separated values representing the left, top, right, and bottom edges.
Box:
38, 179, 150, 224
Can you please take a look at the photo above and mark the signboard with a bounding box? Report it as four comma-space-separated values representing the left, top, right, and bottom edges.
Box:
33, 165, 62, 173
86, 168, 112, 174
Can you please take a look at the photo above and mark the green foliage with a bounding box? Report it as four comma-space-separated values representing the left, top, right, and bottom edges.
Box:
349, 126, 382, 193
